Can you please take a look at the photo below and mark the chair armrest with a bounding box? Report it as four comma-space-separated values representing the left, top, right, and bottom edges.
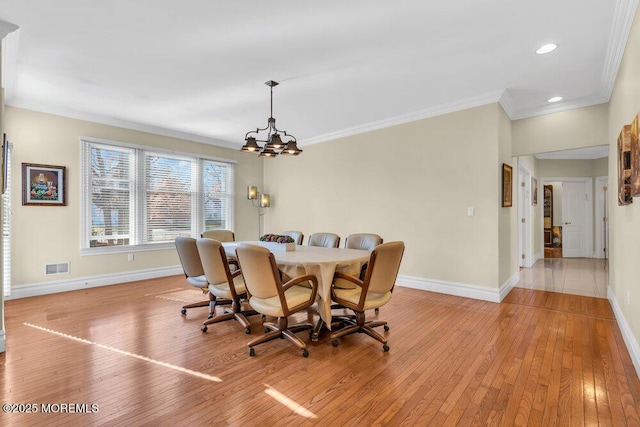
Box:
283, 274, 319, 302
332, 271, 364, 289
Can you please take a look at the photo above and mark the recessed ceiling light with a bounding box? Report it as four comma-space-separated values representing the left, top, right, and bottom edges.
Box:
536, 44, 557, 54
548, 96, 563, 103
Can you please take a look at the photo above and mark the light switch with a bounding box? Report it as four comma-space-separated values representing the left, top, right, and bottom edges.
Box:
467, 207, 475, 217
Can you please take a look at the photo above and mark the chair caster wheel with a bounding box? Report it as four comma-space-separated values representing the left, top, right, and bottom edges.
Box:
302, 349, 309, 358
332, 339, 339, 347
383, 344, 389, 352
245, 327, 251, 335
249, 348, 255, 356
201, 325, 208, 333
207, 314, 214, 319
384, 325, 390, 331
264, 327, 270, 333
181, 309, 187, 315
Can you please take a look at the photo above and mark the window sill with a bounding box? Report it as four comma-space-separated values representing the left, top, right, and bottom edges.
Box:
80, 242, 175, 256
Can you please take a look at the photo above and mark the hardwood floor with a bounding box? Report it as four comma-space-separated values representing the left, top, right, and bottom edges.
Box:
1, 274, 639, 426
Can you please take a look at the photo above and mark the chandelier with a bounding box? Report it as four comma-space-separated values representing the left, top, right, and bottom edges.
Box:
240, 80, 302, 157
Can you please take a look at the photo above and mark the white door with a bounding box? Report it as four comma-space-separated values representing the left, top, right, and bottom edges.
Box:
562, 181, 586, 257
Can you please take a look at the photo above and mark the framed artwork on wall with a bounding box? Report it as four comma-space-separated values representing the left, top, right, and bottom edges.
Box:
22, 163, 67, 206
502, 163, 512, 207
531, 177, 538, 206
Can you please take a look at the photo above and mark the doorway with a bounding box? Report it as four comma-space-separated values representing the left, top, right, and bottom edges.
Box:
541, 177, 593, 258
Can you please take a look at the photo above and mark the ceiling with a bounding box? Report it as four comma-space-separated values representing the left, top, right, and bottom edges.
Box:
0, 1, 637, 150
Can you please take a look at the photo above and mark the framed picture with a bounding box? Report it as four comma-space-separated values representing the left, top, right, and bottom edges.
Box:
22, 163, 67, 206
531, 177, 538, 206
502, 163, 512, 207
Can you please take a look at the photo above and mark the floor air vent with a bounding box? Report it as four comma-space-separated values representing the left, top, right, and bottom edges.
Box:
45, 262, 70, 275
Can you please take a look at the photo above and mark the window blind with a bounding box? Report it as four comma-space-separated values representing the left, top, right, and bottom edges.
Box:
2, 144, 11, 297
81, 138, 235, 253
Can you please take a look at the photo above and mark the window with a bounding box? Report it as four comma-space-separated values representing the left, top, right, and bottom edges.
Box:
81, 137, 235, 254
3, 142, 12, 297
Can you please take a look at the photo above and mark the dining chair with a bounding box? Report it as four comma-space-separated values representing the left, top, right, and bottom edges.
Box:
330, 241, 405, 351
202, 229, 238, 270
201, 229, 235, 242
344, 233, 383, 251
197, 238, 257, 334
235, 244, 318, 357
174, 236, 230, 318
280, 230, 304, 245
308, 232, 340, 248
345, 233, 384, 283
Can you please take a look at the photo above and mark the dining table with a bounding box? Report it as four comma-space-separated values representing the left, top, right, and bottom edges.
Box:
222, 241, 371, 340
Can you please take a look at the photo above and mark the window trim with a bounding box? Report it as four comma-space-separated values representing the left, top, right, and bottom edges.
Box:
80, 136, 236, 256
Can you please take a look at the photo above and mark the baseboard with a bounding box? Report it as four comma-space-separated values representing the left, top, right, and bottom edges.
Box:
7, 266, 183, 300
608, 286, 640, 378
531, 251, 543, 266
397, 275, 500, 303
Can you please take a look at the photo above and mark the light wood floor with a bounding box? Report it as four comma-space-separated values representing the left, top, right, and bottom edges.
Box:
1, 273, 639, 425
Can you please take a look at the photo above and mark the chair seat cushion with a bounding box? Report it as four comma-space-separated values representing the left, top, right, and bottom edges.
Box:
208, 275, 246, 299
333, 287, 392, 311
249, 285, 314, 317
187, 275, 208, 288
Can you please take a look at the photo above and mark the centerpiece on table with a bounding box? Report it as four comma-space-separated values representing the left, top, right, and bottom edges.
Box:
259, 234, 296, 251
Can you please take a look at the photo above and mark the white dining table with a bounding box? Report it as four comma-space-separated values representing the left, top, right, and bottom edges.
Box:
222, 241, 370, 338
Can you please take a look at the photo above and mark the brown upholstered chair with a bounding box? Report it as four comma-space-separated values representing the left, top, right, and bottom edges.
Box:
308, 232, 340, 248
235, 244, 318, 357
175, 236, 229, 318
201, 229, 235, 242
197, 238, 257, 334
280, 230, 304, 245
330, 241, 405, 351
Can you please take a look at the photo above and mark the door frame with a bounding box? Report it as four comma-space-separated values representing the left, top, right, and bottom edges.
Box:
518, 163, 532, 267
594, 176, 608, 259
540, 177, 593, 258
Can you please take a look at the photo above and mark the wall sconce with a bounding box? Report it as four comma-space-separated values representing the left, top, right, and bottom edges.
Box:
248, 186, 270, 238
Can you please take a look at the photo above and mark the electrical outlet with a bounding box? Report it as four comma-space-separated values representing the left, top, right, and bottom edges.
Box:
128, 254, 134, 262
467, 207, 475, 217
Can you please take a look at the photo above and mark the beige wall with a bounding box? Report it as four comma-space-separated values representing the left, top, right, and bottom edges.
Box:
498, 105, 517, 285
537, 158, 608, 178
512, 103, 609, 156
264, 104, 512, 289
5, 107, 263, 287
608, 8, 640, 353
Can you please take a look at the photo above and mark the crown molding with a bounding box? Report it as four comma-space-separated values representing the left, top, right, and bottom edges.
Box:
6, 97, 238, 149
0, 20, 19, 95
507, 93, 610, 120
601, 0, 639, 97
301, 90, 504, 146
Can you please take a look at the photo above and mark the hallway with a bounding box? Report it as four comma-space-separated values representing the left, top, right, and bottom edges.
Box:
516, 258, 608, 298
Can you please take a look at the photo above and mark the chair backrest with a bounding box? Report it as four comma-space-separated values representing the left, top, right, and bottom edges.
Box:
201, 229, 235, 242
345, 233, 383, 251
196, 238, 234, 288
308, 232, 340, 248
281, 231, 304, 245
363, 241, 405, 295
235, 244, 282, 301
175, 236, 204, 278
